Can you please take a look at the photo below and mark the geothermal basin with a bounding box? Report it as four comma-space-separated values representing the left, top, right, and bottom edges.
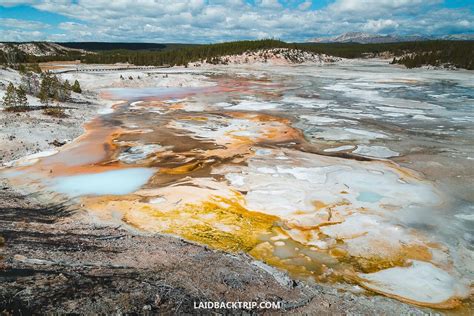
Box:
3, 60, 473, 309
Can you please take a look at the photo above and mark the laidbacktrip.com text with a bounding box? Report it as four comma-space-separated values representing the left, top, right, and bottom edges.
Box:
194, 301, 282, 310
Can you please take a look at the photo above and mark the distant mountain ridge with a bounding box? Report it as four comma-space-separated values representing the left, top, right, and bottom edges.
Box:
309, 32, 474, 43
441, 34, 474, 41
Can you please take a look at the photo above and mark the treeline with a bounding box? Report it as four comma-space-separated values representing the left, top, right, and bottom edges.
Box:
389, 41, 474, 69
80, 39, 474, 69
2, 39, 473, 69
79, 39, 293, 66
302, 40, 474, 61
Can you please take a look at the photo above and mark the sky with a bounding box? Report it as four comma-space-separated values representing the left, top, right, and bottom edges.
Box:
0, 0, 473, 43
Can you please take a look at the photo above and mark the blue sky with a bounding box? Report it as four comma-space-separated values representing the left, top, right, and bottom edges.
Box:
1, 0, 473, 42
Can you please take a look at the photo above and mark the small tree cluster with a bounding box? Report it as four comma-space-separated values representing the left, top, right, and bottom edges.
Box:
2, 83, 29, 110
37, 72, 79, 105
38, 72, 66, 105
18, 71, 82, 107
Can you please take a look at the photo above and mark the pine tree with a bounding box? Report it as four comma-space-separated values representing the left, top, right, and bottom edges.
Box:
39, 76, 50, 106
50, 75, 61, 101
2, 83, 17, 109
72, 80, 82, 93
61, 80, 72, 101
15, 86, 28, 108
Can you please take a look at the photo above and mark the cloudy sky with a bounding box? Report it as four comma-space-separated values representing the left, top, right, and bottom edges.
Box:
0, 0, 473, 43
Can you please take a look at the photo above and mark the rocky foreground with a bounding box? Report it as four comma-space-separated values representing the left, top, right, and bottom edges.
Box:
0, 176, 430, 315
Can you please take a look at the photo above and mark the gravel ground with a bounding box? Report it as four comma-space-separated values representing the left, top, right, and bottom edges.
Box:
0, 177, 432, 315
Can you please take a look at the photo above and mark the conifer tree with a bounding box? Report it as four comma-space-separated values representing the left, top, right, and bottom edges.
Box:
2, 83, 17, 109
72, 80, 82, 93
39, 75, 50, 106
15, 86, 28, 108
61, 80, 72, 100
49, 74, 61, 101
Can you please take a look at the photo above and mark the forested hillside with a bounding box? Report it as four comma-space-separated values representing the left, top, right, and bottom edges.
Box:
1, 39, 473, 70
302, 40, 474, 69
79, 39, 294, 66
389, 41, 473, 69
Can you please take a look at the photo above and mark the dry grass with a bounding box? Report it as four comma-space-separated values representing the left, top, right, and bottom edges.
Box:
42, 107, 68, 118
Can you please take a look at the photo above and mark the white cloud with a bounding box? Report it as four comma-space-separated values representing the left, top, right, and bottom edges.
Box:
330, 0, 441, 14
1, 29, 44, 41
58, 22, 82, 31
0, 0, 41, 6
1, 0, 472, 42
257, 0, 282, 9
0, 18, 49, 30
362, 19, 399, 33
